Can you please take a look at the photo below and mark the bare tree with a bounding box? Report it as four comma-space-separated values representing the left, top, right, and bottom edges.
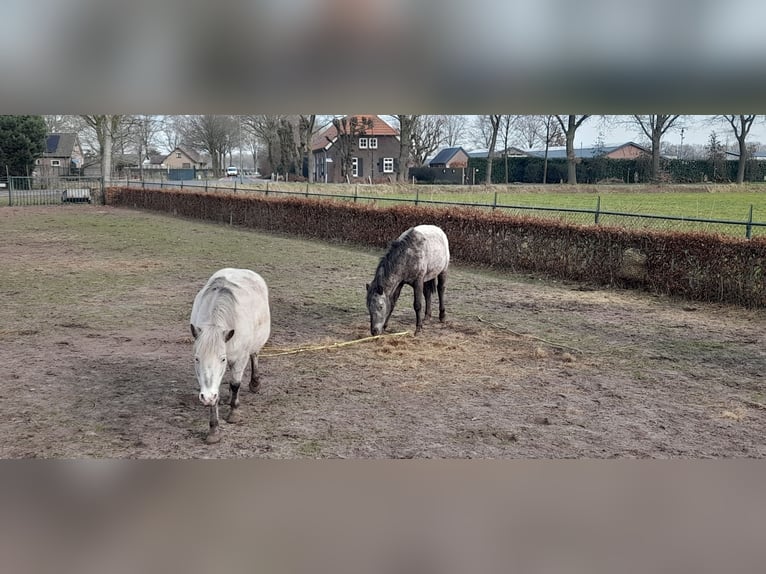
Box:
130, 115, 162, 179
555, 115, 591, 184
298, 115, 317, 181
242, 115, 284, 176
515, 116, 545, 150
81, 115, 125, 190
331, 116, 373, 181
631, 115, 682, 182
719, 115, 758, 184
44, 115, 84, 134
410, 115, 445, 167
178, 115, 237, 177
498, 115, 519, 184
471, 115, 496, 150
484, 115, 502, 185
396, 115, 418, 182
439, 115, 468, 147
160, 116, 183, 153
541, 115, 565, 184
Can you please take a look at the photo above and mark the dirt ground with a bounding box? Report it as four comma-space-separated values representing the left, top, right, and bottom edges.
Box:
1, 206, 765, 458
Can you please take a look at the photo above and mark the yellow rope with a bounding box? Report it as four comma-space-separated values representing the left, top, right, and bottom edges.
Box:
260, 330, 411, 358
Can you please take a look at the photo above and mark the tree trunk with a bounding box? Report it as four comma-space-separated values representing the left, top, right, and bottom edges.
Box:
652, 132, 662, 182
397, 115, 415, 182
485, 115, 500, 185
565, 129, 576, 184
736, 133, 747, 184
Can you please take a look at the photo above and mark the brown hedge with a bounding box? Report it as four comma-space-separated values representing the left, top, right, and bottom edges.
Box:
106, 187, 766, 308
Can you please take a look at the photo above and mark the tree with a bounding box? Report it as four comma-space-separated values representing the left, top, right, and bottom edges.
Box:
719, 115, 758, 184
631, 115, 681, 182
43, 115, 84, 134
439, 115, 468, 147
129, 115, 161, 180
81, 115, 125, 188
541, 115, 565, 184
298, 115, 317, 181
484, 115, 502, 184
498, 115, 518, 183
331, 116, 373, 181
707, 131, 727, 182
555, 115, 591, 184
396, 115, 417, 182
515, 116, 545, 150
410, 116, 445, 167
178, 115, 237, 177
0, 115, 47, 177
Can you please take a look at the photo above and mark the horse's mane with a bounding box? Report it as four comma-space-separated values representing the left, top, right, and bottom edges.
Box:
374, 229, 417, 285
202, 277, 239, 325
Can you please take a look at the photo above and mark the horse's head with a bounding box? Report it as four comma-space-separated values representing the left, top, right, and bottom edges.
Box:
190, 324, 235, 406
366, 282, 390, 336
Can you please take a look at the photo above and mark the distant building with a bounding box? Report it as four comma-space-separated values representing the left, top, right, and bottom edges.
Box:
428, 147, 470, 168
311, 115, 400, 183
36, 133, 84, 176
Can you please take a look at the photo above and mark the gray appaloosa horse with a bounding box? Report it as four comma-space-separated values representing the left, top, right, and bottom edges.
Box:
366, 224, 449, 336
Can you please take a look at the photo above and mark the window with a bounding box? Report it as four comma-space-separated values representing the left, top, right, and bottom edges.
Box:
182, 163, 191, 169
369, 138, 378, 149
358, 138, 368, 149
352, 157, 359, 177
176, 152, 182, 158
383, 157, 394, 173
51, 160, 61, 167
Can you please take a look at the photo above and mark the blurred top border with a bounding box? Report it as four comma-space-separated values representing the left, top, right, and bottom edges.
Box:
3, 0, 766, 114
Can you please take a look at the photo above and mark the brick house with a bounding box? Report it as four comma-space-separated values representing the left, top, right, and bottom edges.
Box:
36, 133, 84, 176
163, 145, 209, 169
311, 115, 400, 183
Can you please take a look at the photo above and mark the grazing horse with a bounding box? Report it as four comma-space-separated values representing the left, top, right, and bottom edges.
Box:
190, 268, 271, 444
366, 225, 449, 336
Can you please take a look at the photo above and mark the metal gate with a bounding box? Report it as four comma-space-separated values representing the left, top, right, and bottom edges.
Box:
0, 176, 102, 207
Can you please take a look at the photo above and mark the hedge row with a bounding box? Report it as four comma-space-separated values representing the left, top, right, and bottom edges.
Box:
106, 187, 766, 308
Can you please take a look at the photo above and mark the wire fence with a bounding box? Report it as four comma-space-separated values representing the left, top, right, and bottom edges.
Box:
3, 176, 764, 239
134, 179, 766, 239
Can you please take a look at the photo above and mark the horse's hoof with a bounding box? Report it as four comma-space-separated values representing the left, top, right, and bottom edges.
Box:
205, 430, 222, 444
226, 409, 241, 424
249, 380, 261, 393
439, 313, 446, 323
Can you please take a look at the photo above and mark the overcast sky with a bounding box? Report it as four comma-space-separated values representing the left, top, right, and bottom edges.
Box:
573, 116, 766, 150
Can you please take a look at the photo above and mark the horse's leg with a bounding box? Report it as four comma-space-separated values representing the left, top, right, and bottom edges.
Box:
423, 279, 435, 322
249, 353, 261, 393
437, 270, 447, 322
413, 279, 425, 335
206, 402, 222, 444
226, 359, 247, 424
383, 283, 403, 331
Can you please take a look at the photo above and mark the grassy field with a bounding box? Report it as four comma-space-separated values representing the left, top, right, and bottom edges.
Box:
154, 180, 766, 238
1, 206, 765, 458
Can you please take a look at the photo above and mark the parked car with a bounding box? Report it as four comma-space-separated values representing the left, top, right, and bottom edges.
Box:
226, 166, 239, 177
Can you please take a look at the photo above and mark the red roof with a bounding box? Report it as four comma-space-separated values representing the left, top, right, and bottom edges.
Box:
311, 115, 399, 151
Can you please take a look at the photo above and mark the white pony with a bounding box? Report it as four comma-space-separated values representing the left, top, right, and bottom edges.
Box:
190, 268, 271, 444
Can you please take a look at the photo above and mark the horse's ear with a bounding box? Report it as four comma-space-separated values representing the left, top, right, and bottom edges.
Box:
224, 329, 235, 342
190, 324, 200, 339
375, 284, 384, 295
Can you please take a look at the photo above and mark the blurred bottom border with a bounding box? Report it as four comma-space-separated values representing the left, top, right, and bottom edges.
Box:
1, 460, 764, 574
